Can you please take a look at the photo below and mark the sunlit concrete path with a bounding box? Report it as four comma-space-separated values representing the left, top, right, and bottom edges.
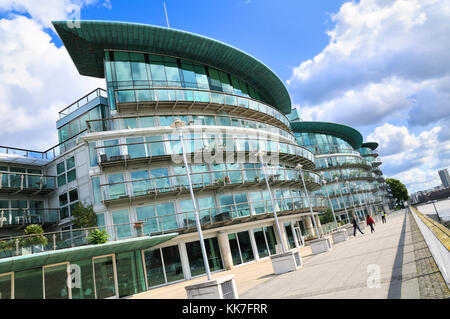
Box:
130, 209, 449, 299
243, 209, 449, 299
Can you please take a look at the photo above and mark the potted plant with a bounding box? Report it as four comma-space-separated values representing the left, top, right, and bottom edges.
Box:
134, 222, 144, 236
20, 224, 48, 254
87, 229, 109, 245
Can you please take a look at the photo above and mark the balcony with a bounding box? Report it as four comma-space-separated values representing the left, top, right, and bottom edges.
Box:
0, 171, 56, 194
100, 167, 322, 207
112, 88, 291, 130
86, 114, 296, 143
0, 196, 326, 260
58, 88, 107, 120
307, 144, 361, 156
0, 208, 59, 229
95, 136, 315, 171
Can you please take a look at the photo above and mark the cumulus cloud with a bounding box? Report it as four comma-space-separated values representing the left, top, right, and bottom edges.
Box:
288, 0, 450, 128
288, 0, 450, 192
0, 13, 104, 150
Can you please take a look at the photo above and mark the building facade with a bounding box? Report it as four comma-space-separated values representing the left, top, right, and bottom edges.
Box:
0, 21, 329, 299
438, 169, 450, 188
290, 122, 390, 223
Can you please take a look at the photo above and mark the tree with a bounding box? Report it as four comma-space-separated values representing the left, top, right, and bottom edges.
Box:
319, 208, 334, 224
385, 178, 409, 207
71, 202, 97, 228
21, 224, 48, 247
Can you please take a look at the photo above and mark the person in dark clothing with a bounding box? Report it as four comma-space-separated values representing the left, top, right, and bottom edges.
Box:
352, 215, 364, 236
381, 211, 386, 223
366, 214, 376, 233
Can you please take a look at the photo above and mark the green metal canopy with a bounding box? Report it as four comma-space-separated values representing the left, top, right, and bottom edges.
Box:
52, 20, 292, 114
290, 121, 363, 150
361, 142, 379, 150
0, 233, 177, 274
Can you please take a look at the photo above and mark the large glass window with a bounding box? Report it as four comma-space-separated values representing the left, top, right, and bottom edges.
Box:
156, 202, 177, 231
0, 273, 12, 299
43, 263, 70, 299
116, 251, 146, 297
228, 231, 254, 266
143, 245, 184, 288
112, 209, 131, 239
186, 238, 223, 277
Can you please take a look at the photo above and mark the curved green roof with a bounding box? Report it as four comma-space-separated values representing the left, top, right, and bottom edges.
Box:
290, 121, 363, 150
52, 20, 292, 114
361, 142, 379, 150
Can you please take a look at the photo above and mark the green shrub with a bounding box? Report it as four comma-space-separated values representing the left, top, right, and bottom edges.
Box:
87, 229, 109, 245
21, 224, 48, 247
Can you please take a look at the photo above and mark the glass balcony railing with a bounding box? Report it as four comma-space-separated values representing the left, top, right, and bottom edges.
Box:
0, 208, 59, 228
0, 130, 86, 162
305, 144, 361, 156
100, 167, 321, 202
0, 171, 56, 191
96, 136, 315, 168
113, 87, 291, 128
58, 88, 107, 119
86, 114, 296, 143
315, 156, 371, 170
0, 196, 326, 260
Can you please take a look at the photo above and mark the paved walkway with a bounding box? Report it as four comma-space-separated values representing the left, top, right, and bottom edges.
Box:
130, 209, 449, 299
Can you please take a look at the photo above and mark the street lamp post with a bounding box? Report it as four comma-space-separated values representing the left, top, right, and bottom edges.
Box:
345, 180, 360, 221
335, 177, 350, 223
296, 164, 321, 238
428, 200, 441, 223
322, 179, 338, 230
171, 119, 212, 280
258, 151, 286, 253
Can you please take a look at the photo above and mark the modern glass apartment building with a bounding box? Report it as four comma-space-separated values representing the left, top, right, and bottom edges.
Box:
290, 122, 390, 222
0, 21, 328, 299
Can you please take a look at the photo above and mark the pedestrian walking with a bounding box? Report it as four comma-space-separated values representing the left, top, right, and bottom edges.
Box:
366, 214, 376, 233
352, 215, 364, 236
381, 210, 386, 223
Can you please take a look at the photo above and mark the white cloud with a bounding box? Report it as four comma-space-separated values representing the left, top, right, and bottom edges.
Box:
368, 123, 450, 192
0, 0, 104, 28
288, 0, 450, 192
0, 15, 104, 150
288, 0, 450, 128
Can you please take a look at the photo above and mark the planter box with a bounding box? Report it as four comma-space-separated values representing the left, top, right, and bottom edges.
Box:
308, 237, 332, 254
332, 229, 349, 244
270, 248, 303, 275
185, 274, 238, 299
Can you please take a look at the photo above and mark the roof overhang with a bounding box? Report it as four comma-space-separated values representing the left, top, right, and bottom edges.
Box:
361, 142, 379, 151
290, 121, 363, 150
52, 20, 292, 114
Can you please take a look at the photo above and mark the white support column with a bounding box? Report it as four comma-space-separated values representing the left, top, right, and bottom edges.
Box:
217, 231, 233, 270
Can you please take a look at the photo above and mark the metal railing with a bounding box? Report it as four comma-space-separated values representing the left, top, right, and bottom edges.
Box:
113, 87, 291, 128
0, 196, 327, 260
58, 88, 107, 119
0, 208, 59, 228
315, 157, 372, 170
86, 113, 296, 142
302, 144, 361, 156
100, 167, 321, 201
0, 130, 86, 162
0, 171, 56, 191
96, 135, 315, 165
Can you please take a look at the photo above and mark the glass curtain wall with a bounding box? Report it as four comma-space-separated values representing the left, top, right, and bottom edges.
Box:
185, 237, 223, 277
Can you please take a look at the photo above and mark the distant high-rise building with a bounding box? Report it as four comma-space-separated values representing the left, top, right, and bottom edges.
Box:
438, 168, 450, 187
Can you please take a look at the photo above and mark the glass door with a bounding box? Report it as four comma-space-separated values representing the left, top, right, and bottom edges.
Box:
92, 255, 118, 299
43, 262, 71, 299
0, 272, 13, 299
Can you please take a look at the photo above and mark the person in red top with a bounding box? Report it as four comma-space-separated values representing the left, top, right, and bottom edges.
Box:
366, 214, 376, 233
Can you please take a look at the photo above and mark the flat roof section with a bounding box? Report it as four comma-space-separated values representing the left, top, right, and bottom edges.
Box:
290, 121, 363, 150
52, 20, 292, 114
0, 233, 177, 274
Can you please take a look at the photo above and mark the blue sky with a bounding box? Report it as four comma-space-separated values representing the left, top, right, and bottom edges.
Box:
0, 0, 449, 193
